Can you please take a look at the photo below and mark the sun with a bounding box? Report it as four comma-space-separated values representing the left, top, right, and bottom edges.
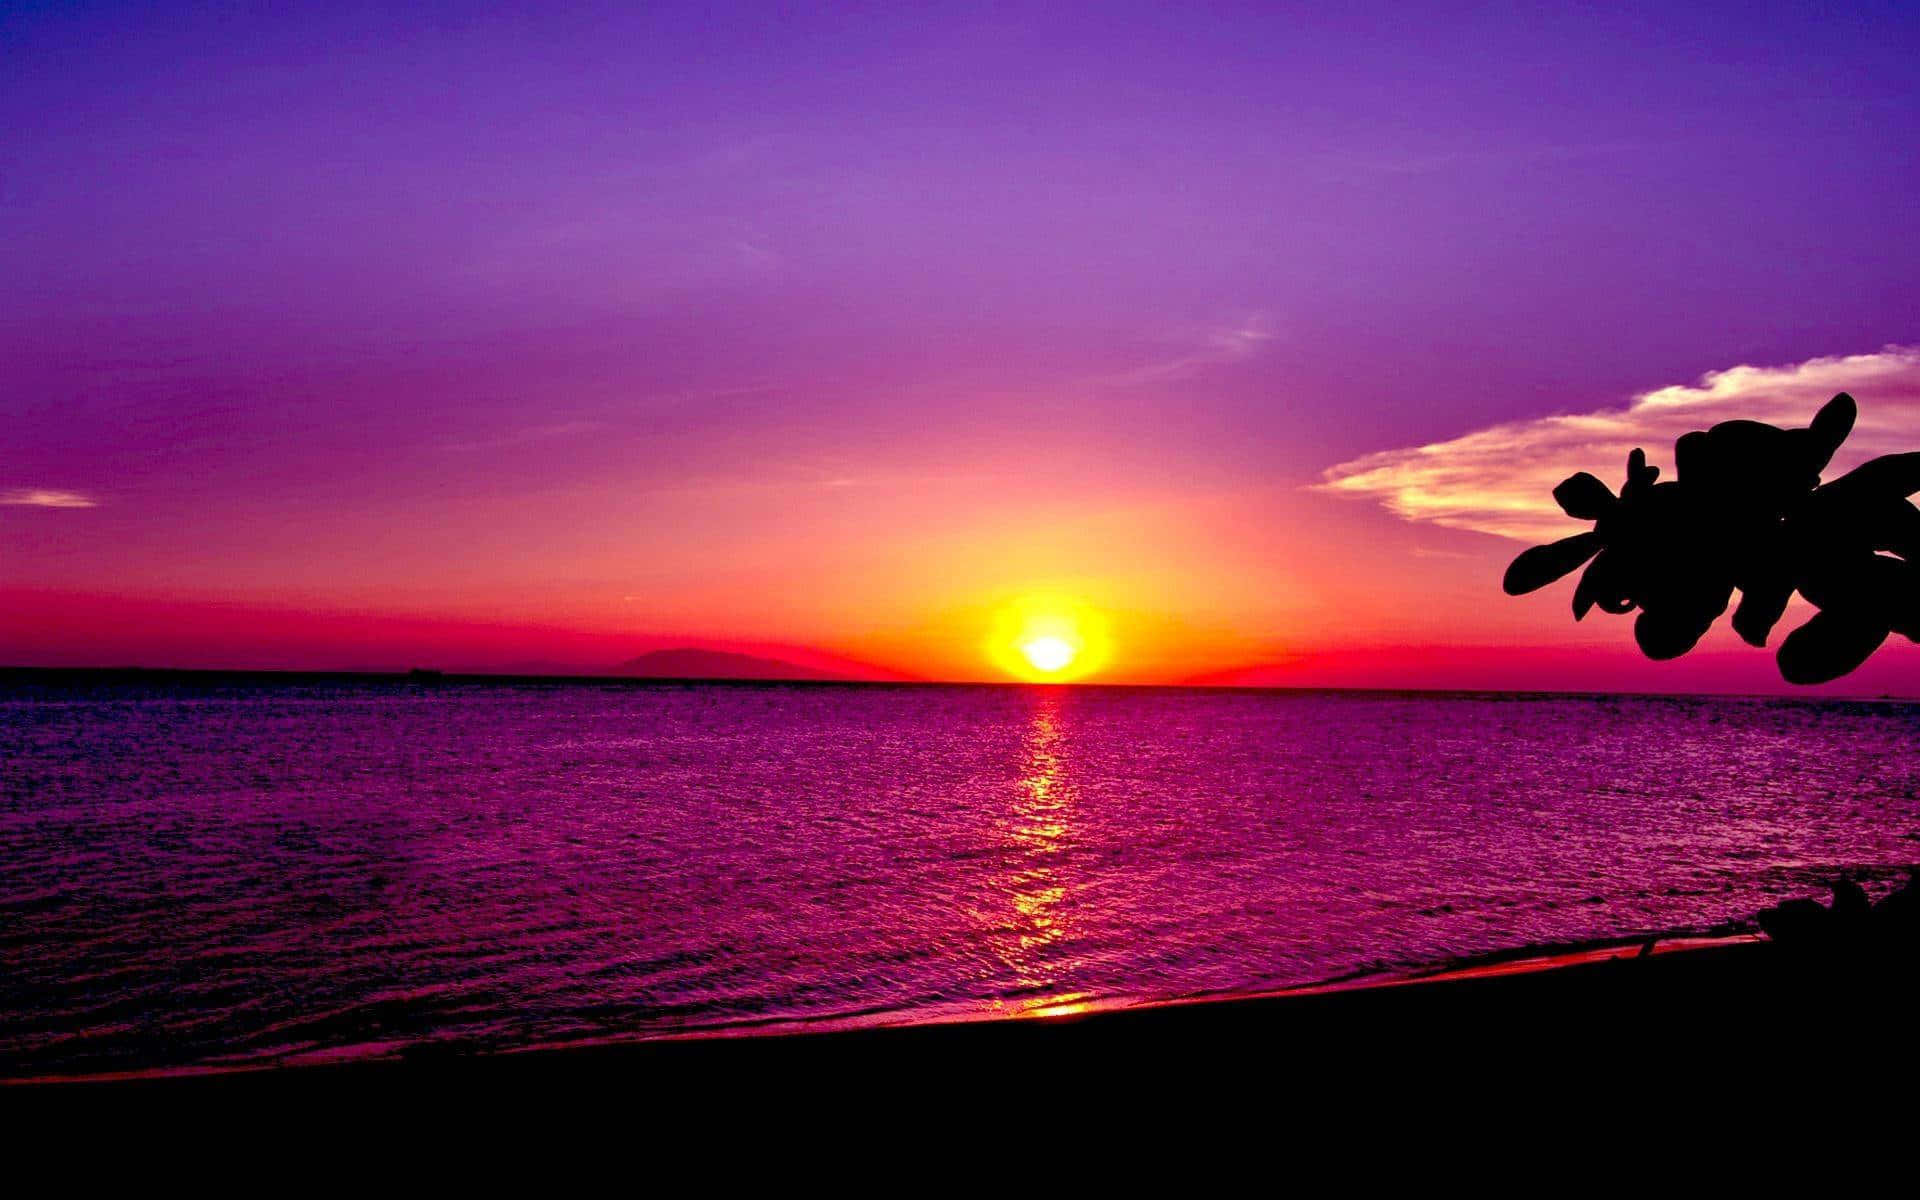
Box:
986, 596, 1111, 682
1019, 635, 1077, 674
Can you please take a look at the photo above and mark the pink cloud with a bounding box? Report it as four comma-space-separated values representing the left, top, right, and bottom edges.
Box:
1, 489, 96, 509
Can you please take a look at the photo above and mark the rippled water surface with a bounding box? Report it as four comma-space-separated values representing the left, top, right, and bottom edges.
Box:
4, 678, 1919, 1076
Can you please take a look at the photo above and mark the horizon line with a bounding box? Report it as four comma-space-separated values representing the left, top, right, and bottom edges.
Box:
3, 664, 1915, 705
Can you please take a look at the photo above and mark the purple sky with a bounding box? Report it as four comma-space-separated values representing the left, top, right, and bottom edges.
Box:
4, 2, 1918, 687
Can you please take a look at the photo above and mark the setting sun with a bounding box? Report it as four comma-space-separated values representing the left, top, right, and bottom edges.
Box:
986, 597, 1111, 682
1019, 636, 1077, 674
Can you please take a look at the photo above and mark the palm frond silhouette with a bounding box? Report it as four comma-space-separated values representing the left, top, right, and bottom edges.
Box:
1503, 392, 1920, 683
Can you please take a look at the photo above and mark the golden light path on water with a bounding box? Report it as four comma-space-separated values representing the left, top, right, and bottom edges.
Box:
989, 692, 1095, 1020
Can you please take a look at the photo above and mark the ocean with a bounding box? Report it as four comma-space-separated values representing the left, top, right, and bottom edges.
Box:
4, 676, 1917, 1078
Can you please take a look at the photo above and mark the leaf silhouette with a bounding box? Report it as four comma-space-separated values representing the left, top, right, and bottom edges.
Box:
1503, 533, 1603, 596
1552, 473, 1616, 521
1777, 609, 1890, 685
1634, 607, 1713, 661
1806, 391, 1857, 474
1731, 574, 1793, 648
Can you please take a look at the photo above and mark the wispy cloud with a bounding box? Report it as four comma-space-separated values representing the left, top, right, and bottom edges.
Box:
1318, 346, 1920, 543
1, 489, 97, 509
1099, 317, 1275, 387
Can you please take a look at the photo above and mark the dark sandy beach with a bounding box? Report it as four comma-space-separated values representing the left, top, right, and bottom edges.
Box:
15, 932, 1916, 1127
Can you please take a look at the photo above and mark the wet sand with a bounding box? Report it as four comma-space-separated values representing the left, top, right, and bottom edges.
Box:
14, 931, 1916, 1121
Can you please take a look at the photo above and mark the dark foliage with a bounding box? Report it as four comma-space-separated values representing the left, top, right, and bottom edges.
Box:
1503, 393, 1920, 683
1756, 870, 1920, 951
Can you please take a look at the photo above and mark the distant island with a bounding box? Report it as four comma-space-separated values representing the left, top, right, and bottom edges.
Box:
610, 648, 851, 682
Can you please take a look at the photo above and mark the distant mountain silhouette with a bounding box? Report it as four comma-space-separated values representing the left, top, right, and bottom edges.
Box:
611, 648, 850, 681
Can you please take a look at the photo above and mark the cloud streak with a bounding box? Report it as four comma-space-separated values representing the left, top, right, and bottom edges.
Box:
1318, 346, 1920, 543
1, 489, 97, 509
1098, 317, 1275, 388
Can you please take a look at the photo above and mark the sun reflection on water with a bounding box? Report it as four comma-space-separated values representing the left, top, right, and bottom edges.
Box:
988, 691, 1091, 1017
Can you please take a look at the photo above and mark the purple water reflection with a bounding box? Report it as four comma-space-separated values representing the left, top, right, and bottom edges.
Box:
4, 680, 1918, 1076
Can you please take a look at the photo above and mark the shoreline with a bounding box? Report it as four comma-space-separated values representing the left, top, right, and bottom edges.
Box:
0, 929, 1816, 1092
11, 924, 1919, 1137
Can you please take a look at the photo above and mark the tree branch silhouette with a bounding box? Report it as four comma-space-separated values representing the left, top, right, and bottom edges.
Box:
1503, 392, 1920, 683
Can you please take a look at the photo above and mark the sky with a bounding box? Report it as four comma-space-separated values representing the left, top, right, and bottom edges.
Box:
4, 1, 1918, 690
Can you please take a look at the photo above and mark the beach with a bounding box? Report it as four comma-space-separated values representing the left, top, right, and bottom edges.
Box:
16, 929, 1916, 1110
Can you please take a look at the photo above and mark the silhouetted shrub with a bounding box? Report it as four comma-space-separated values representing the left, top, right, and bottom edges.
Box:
1504, 393, 1920, 683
